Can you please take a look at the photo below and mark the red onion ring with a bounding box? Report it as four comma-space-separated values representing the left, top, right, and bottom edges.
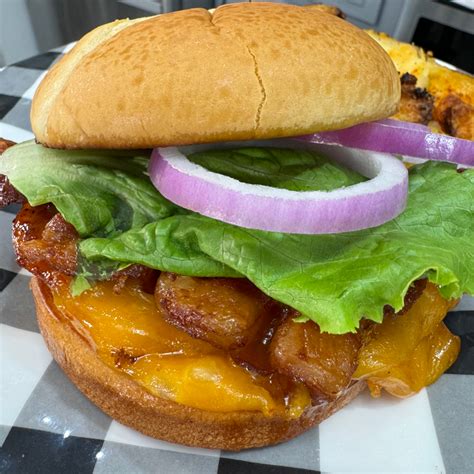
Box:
149, 141, 408, 234
300, 119, 474, 166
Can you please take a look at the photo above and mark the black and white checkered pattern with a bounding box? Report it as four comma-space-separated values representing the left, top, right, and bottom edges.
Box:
1, 44, 473, 474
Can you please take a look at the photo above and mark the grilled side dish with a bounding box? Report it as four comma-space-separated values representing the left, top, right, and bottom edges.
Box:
367, 30, 474, 140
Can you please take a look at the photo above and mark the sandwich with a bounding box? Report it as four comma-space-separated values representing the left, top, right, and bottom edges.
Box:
0, 3, 473, 450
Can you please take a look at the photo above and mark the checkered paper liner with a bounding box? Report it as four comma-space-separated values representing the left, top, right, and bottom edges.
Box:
0, 44, 473, 474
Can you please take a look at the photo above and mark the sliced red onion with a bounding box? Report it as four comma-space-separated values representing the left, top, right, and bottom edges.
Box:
149, 141, 408, 234
300, 118, 474, 167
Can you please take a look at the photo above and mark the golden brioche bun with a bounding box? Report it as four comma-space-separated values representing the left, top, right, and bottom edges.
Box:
31, 277, 366, 450
31, 2, 400, 149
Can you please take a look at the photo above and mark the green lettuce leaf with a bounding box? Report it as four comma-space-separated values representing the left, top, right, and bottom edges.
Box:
0, 140, 179, 237
188, 147, 366, 191
2, 141, 473, 333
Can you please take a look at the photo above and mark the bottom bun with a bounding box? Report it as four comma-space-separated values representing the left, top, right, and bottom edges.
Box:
31, 276, 365, 450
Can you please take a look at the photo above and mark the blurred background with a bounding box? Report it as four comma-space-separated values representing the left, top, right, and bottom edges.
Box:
0, 0, 473, 72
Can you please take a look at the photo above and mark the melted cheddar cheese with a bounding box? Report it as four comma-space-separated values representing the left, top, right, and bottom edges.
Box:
53, 279, 459, 411
53, 281, 311, 417
354, 283, 460, 397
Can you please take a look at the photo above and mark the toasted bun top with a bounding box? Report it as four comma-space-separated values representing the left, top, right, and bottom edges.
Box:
31, 2, 400, 149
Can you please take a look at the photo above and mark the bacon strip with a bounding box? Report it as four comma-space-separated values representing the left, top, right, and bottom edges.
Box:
0, 138, 25, 208
156, 272, 280, 351
12, 202, 158, 292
